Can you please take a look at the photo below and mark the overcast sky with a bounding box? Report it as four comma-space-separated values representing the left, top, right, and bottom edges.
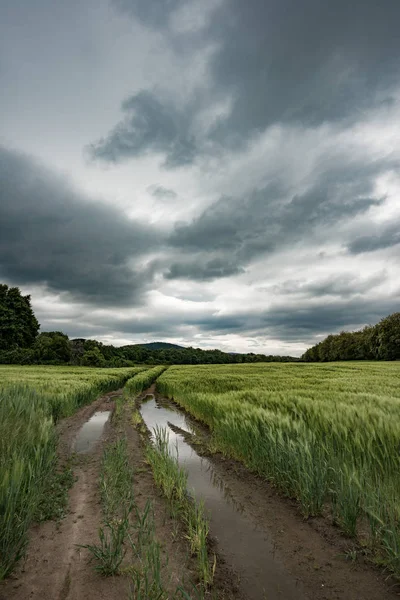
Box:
1, 0, 400, 355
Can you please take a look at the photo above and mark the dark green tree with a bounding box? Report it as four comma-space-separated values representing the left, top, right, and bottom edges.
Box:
81, 346, 106, 367
376, 313, 400, 360
0, 284, 39, 350
301, 312, 400, 362
34, 331, 72, 363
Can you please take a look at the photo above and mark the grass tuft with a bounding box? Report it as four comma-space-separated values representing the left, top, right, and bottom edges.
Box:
145, 427, 214, 587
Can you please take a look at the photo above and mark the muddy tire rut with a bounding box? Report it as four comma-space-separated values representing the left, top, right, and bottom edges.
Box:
1, 388, 238, 600
0, 391, 129, 600
141, 389, 400, 600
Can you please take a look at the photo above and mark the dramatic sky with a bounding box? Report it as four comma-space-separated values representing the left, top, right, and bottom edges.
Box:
1, 0, 400, 355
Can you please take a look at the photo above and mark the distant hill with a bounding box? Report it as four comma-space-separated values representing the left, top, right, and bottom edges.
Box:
136, 342, 186, 351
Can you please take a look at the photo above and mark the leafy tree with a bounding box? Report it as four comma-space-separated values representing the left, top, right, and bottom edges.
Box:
0, 284, 39, 350
376, 313, 400, 360
301, 312, 400, 362
0, 347, 35, 364
70, 338, 86, 364
81, 346, 105, 367
34, 332, 72, 363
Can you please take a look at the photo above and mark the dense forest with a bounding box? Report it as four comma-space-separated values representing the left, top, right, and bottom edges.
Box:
0, 284, 297, 366
301, 312, 400, 361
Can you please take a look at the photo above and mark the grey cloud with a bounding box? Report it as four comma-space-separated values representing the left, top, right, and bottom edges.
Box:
88, 91, 197, 168
148, 184, 178, 199
185, 295, 399, 343
69, 319, 173, 339
208, 0, 400, 145
348, 222, 400, 254
168, 158, 388, 279
112, 312, 247, 337
169, 190, 260, 253
112, 0, 184, 28
275, 272, 387, 298
62, 312, 193, 340
46, 291, 400, 346
187, 314, 246, 332
0, 146, 162, 305
109, 0, 400, 154
165, 255, 244, 281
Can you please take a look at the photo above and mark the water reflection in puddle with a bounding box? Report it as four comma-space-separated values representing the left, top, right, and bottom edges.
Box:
74, 411, 111, 453
140, 395, 304, 600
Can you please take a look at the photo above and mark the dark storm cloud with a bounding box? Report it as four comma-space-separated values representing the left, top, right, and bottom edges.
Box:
148, 184, 178, 199
0, 146, 161, 305
165, 255, 244, 281
108, 0, 400, 155
168, 158, 388, 277
207, 0, 400, 145
348, 222, 400, 254
88, 91, 197, 168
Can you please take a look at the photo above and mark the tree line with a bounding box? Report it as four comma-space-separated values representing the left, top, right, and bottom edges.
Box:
301, 312, 400, 361
0, 284, 298, 366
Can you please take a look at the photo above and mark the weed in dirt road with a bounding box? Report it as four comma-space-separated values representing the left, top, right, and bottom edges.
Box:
34, 460, 74, 522
81, 515, 131, 576
81, 435, 201, 597
80, 438, 134, 575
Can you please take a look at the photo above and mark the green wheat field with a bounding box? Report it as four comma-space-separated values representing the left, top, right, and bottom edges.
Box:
158, 362, 400, 571
1, 362, 400, 579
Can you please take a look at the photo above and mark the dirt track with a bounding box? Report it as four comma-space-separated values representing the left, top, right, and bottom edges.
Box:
1, 387, 399, 600
0, 391, 129, 600
0, 389, 239, 600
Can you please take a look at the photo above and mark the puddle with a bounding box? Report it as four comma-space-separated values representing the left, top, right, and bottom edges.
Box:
74, 411, 111, 453
141, 396, 304, 600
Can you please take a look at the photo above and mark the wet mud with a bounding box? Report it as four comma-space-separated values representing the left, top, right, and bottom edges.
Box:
74, 410, 111, 453
0, 392, 127, 600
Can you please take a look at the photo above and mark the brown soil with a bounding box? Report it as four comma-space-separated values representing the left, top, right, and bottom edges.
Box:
0, 391, 128, 600
2, 385, 399, 600
152, 389, 400, 600
0, 388, 241, 600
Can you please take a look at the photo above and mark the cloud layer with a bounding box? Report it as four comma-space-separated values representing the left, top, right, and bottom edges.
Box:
1, 0, 400, 354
